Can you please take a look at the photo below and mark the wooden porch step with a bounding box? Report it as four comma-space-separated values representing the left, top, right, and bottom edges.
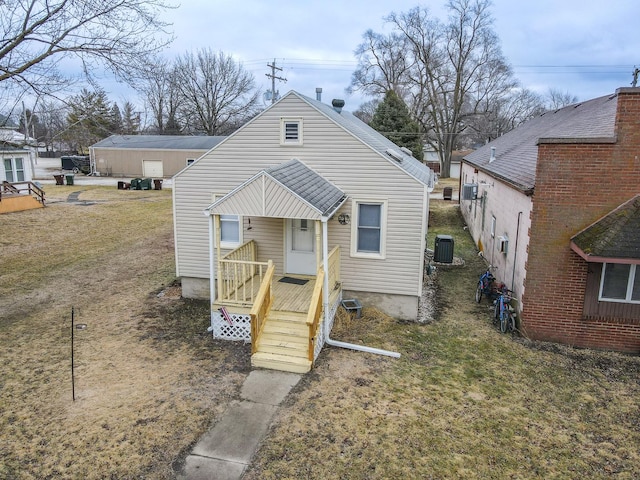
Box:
262, 319, 308, 338
251, 351, 312, 374
258, 337, 308, 358
260, 331, 308, 346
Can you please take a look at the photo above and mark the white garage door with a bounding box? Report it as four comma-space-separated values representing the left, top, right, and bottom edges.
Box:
143, 160, 163, 178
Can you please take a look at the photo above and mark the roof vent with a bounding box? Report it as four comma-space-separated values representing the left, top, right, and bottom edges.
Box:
332, 99, 345, 113
316, 87, 322, 102
489, 147, 496, 163
386, 148, 404, 163
400, 146, 413, 156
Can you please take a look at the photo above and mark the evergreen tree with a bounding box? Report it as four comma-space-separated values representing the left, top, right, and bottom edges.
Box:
65, 88, 112, 152
109, 103, 123, 134
121, 102, 140, 135
369, 90, 423, 160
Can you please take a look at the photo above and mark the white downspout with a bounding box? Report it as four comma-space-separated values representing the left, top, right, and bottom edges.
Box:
321, 217, 400, 359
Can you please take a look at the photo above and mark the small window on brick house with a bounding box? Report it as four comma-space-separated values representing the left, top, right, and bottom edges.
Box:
599, 263, 640, 303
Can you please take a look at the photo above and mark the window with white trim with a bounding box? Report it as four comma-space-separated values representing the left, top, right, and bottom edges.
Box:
3, 157, 24, 182
599, 263, 640, 303
280, 118, 303, 145
213, 194, 242, 248
351, 200, 387, 258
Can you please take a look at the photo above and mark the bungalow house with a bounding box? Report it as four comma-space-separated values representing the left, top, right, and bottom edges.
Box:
90, 135, 225, 178
172, 90, 435, 372
460, 87, 640, 353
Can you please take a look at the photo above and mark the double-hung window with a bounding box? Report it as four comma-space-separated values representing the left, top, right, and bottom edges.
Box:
351, 200, 387, 259
599, 263, 640, 303
4, 158, 24, 182
213, 194, 242, 248
280, 118, 303, 145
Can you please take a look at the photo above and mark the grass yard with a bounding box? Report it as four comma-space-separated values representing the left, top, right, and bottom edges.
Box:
1, 181, 639, 479
244, 179, 640, 480
0, 186, 250, 479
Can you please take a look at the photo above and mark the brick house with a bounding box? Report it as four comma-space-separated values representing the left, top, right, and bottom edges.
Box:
460, 87, 640, 353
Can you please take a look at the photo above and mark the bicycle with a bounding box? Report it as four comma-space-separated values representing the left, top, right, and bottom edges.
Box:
494, 284, 516, 334
475, 266, 496, 303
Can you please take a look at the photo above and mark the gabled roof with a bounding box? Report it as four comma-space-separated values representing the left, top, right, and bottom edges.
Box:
571, 195, 640, 262
92, 134, 226, 151
464, 93, 619, 191
291, 92, 434, 188
207, 159, 346, 220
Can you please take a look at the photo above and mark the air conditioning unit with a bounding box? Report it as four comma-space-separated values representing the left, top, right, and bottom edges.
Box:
461, 183, 478, 200
498, 235, 509, 254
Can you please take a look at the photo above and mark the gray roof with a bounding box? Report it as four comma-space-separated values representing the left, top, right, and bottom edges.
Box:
91, 134, 226, 151
266, 159, 346, 216
571, 195, 640, 260
464, 93, 619, 191
291, 92, 434, 188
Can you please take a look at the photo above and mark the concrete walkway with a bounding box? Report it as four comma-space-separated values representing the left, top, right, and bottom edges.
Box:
178, 370, 301, 480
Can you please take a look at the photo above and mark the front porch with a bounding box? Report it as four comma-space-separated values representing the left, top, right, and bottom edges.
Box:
210, 240, 342, 373
0, 181, 45, 214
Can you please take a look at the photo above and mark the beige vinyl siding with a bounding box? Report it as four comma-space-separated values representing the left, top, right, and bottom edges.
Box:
93, 148, 207, 177
174, 95, 428, 296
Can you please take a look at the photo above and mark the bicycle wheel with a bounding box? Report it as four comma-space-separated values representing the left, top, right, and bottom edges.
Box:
500, 310, 508, 333
508, 312, 517, 333
475, 282, 483, 303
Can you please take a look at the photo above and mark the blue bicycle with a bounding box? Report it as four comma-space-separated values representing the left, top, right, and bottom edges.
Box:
475, 266, 496, 303
494, 284, 516, 333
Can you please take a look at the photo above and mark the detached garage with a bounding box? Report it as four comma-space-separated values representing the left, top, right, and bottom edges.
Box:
90, 135, 226, 178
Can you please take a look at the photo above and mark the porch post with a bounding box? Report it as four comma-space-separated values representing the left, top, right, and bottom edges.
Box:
315, 219, 322, 272
208, 213, 216, 306
214, 214, 222, 303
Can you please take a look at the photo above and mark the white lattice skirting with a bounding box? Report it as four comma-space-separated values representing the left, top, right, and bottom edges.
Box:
210, 311, 251, 341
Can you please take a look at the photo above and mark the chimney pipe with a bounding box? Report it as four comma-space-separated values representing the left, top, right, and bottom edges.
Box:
316, 87, 322, 102
490, 147, 496, 163
332, 99, 345, 113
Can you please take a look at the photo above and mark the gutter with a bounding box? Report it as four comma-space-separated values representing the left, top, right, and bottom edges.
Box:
320, 217, 401, 359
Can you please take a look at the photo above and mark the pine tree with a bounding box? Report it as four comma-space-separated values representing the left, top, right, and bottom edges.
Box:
369, 90, 423, 160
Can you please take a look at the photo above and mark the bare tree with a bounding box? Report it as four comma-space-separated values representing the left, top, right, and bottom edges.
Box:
35, 98, 67, 152
351, 0, 518, 177
545, 88, 579, 110
138, 57, 182, 134
0, 0, 174, 102
349, 30, 413, 98
173, 49, 260, 136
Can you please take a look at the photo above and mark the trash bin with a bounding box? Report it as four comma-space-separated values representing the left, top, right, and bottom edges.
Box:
443, 187, 453, 200
54, 174, 64, 185
65, 174, 75, 186
153, 179, 163, 190
140, 178, 152, 190
130, 178, 142, 190
434, 234, 454, 263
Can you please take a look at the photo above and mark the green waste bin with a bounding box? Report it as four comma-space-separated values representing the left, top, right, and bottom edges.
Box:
130, 178, 142, 190
65, 174, 75, 186
140, 178, 152, 190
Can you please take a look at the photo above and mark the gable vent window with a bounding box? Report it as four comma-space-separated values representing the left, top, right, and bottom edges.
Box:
281, 118, 303, 145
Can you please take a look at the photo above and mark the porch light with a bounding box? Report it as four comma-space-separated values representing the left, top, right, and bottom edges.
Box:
338, 214, 350, 225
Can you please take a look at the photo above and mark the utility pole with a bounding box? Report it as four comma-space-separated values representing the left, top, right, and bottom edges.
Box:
265, 59, 287, 104
632, 67, 640, 88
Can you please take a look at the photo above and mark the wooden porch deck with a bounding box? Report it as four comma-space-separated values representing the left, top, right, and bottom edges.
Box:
214, 274, 316, 313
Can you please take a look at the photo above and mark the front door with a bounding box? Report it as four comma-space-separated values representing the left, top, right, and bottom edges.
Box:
286, 219, 316, 275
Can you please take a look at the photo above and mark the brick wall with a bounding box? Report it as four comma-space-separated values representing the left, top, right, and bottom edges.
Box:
522, 88, 640, 353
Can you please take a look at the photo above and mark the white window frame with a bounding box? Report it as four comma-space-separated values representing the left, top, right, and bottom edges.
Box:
598, 263, 640, 304
213, 194, 242, 249
350, 199, 387, 259
280, 118, 303, 145
3, 157, 25, 182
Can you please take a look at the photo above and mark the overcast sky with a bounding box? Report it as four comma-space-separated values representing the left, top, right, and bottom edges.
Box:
104, 0, 639, 111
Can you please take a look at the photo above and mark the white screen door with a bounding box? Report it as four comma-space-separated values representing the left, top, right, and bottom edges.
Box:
286, 219, 316, 275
